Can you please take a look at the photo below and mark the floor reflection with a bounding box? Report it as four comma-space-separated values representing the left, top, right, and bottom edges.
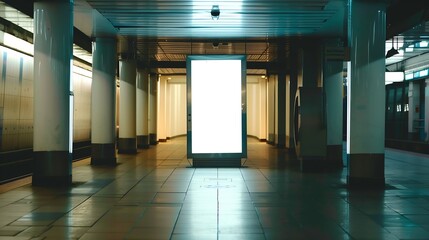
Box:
0, 137, 429, 239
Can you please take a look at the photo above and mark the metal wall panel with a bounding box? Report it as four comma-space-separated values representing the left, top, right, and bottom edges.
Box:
3, 95, 19, 119
0, 45, 92, 152
73, 71, 92, 142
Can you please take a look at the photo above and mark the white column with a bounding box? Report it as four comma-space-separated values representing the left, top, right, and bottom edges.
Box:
267, 75, 276, 145
259, 77, 267, 141
136, 69, 149, 148
91, 38, 117, 165
347, 0, 386, 187
118, 59, 137, 153
277, 42, 287, 148
33, 0, 73, 186
299, 41, 326, 171
149, 73, 158, 145
157, 76, 167, 142
325, 61, 343, 168
288, 43, 299, 150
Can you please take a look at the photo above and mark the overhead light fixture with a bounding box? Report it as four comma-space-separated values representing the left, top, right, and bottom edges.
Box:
211, 5, 220, 20
420, 41, 428, 47
386, 37, 399, 58
405, 44, 414, 52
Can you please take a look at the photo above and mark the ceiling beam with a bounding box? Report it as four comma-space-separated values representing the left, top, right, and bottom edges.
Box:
141, 61, 277, 70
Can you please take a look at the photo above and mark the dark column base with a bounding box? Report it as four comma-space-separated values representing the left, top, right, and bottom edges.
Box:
149, 134, 158, 145
277, 134, 286, 148
33, 151, 72, 187
118, 138, 137, 154
347, 153, 385, 189
137, 135, 150, 149
326, 145, 343, 168
347, 176, 385, 189
268, 133, 275, 145
91, 143, 116, 166
300, 156, 326, 172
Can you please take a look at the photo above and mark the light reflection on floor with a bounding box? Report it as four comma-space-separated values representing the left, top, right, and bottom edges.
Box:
0, 137, 429, 239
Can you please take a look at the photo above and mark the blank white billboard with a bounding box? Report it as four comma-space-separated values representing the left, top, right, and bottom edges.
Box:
190, 59, 242, 154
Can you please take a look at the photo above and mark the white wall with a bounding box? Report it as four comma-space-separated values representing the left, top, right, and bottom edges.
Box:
157, 75, 187, 139
247, 77, 259, 137
247, 75, 267, 140
168, 81, 187, 137
157, 75, 268, 141
267, 75, 277, 144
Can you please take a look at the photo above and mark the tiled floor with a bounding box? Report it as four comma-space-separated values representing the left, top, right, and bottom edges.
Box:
1, 137, 429, 239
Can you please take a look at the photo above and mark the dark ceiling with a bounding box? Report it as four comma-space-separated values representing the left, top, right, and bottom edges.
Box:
2, 0, 429, 74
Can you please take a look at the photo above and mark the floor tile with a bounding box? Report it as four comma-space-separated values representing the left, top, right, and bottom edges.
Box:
40, 226, 89, 238
152, 192, 186, 204
0, 226, 28, 236
171, 233, 217, 240
1, 137, 429, 239
386, 226, 429, 239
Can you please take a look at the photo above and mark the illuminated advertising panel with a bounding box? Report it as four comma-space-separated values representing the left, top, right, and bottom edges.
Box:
187, 55, 246, 166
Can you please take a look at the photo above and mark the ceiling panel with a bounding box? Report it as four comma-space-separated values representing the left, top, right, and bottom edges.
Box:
84, 0, 345, 73
0, 0, 348, 74
86, 0, 345, 39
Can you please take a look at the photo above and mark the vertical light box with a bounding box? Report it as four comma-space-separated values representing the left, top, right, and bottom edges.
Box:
187, 55, 247, 167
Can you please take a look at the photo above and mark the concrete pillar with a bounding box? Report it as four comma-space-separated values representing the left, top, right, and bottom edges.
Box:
91, 38, 117, 165
287, 42, 299, 150
267, 75, 276, 145
149, 73, 158, 145
137, 69, 149, 148
118, 59, 137, 153
33, 0, 73, 186
347, 0, 386, 187
277, 42, 287, 148
259, 77, 267, 141
297, 41, 326, 171
325, 60, 344, 168
157, 76, 167, 142
302, 41, 323, 88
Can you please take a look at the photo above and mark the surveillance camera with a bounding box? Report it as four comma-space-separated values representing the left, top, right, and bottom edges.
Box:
211, 5, 220, 20
212, 42, 220, 48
